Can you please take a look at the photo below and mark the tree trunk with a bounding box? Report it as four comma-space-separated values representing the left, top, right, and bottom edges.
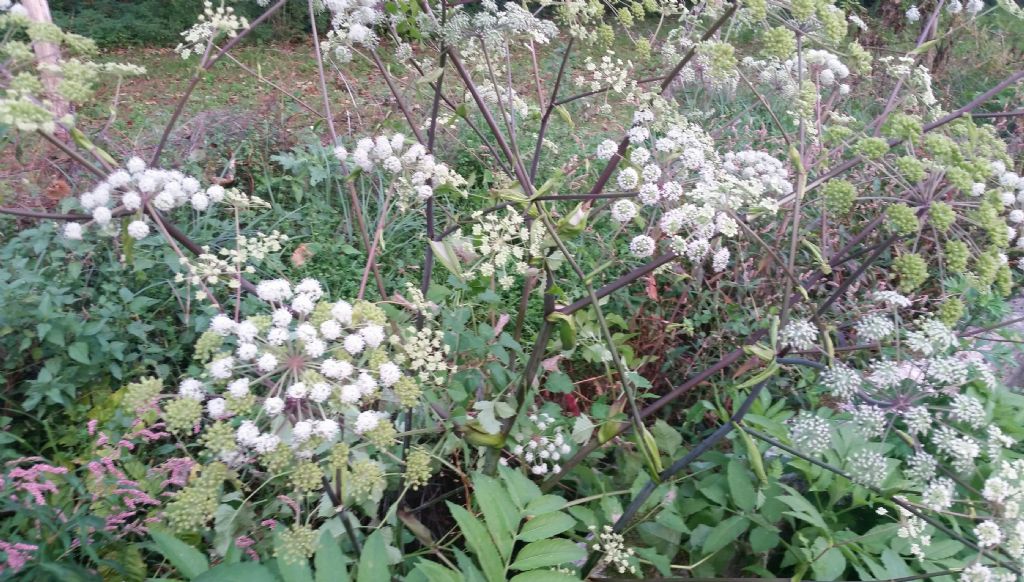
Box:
22, 0, 70, 141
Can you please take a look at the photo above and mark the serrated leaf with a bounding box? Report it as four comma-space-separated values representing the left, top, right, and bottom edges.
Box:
68, 341, 90, 365
499, 466, 542, 508
510, 571, 581, 582
150, 529, 209, 579
545, 371, 574, 394
523, 495, 567, 516
473, 474, 518, 560
776, 494, 829, 531
571, 415, 594, 445
314, 533, 350, 582
429, 240, 464, 280
472, 401, 502, 435
413, 560, 464, 582
508, 539, 585, 571
811, 546, 846, 581
447, 502, 504, 582
727, 459, 756, 512
702, 516, 749, 555
193, 562, 277, 582
356, 530, 390, 582
517, 512, 576, 542
748, 526, 780, 553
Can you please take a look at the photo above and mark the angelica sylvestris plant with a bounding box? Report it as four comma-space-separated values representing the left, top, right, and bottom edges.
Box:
3, 0, 1024, 578
152, 276, 452, 533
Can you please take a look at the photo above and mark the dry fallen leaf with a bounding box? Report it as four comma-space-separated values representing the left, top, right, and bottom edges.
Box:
291, 243, 314, 267
45, 179, 71, 200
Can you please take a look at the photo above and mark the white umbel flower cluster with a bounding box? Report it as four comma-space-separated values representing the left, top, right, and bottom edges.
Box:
165, 277, 444, 461
320, 0, 385, 62
595, 105, 786, 275
337, 134, 467, 209
175, 1, 249, 60
64, 158, 223, 242
506, 413, 572, 476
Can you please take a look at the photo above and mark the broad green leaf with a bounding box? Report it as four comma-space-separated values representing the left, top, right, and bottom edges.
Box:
454, 549, 487, 582
702, 516, 749, 555
473, 474, 518, 560
811, 546, 846, 581
277, 553, 314, 582
510, 571, 581, 582
193, 562, 277, 582
413, 560, 464, 582
571, 416, 595, 445
447, 502, 504, 582
68, 341, 90, 365
150, 529, 209, 579
748, 526, 780, 553
650, 420, 682, 456
517, 512, 576, 542
356, 530, 390, 582
508, 539, 585, 571
545, 372, 574, 394
881, 548, 913, 578
776, 494, 829, 531
727, 459, 756, 512
524, 495, 567, 516
499, 466, 541, 508
314, 533, 350, 582
428, 240, 464, 280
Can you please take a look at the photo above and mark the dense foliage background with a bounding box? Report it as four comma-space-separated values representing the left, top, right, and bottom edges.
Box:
1, 0, 1024, 580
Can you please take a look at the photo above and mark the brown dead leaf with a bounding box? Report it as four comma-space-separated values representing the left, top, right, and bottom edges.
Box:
45, 179, 71, 200
291, 243, 314, 267
645, 274, 659, 301
732, 356, 763, 380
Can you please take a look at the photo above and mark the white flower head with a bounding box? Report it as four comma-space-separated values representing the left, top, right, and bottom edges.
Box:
127, 220, 150, 240
264, 397, 285, 416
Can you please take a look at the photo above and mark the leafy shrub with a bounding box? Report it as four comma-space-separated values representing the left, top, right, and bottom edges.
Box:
3, 0, 1024, 580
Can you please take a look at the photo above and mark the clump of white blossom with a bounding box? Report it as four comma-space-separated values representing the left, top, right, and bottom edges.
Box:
175, 1, 249, 60
449, 207, 545, 290
162, 277, 447, 467
505, 412, 572, 476
62, 157, 226, 241
336, 134, 467, 210
594, 103, 785, 274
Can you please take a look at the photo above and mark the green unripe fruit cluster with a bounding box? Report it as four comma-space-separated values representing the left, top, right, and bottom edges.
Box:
855, 137, 889, 159
744, 0, 768, 20
165, 397, 202, 434
884, 113, 923, 143
818, 4, 847, 44
886, 203, 919, 235
937, 297, 964, 327
762, 26, 796, 59
290, 461, 324, 492
822, 179, 857, 215
944, 240, 969, 273
791, 0, 816, 21
928, 202, 956, 232
896, 156, 927, 183
893, 253, 928, 292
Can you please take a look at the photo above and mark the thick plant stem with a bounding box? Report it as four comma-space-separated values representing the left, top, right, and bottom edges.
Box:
535, 209, 654, 463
